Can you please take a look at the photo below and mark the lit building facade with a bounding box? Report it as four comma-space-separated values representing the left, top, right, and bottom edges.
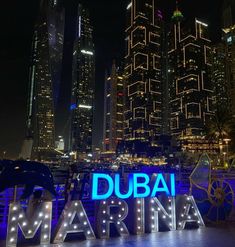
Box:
168, 10, 214, 152
222, 0, 235, 116
103, 61, 124, 154
124, 0, 164, 144
48, 0, 65, 108
212, 43, 230, 109
70, 4, 95, 159
25, 0, 64, 160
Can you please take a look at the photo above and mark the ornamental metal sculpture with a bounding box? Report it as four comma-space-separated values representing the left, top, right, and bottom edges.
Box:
190, 153, 234, 222
0, 160, 57, 199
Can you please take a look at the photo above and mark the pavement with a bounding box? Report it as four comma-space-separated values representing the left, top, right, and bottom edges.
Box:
1, 226, 235, 247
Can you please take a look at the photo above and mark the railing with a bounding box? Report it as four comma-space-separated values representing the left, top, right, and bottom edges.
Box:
1, 170, 235, 236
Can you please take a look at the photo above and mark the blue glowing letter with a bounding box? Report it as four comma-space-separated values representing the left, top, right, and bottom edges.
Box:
151, 174, 170, 197
92, 174, 114, 200
170, 173, 176, 196
133, 173, 150, 198
114, 174, 133, 199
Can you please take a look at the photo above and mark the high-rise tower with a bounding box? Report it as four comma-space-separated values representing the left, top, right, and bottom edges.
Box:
168, 4, 214, 152
20, 0, 64, 160
48, 0, 65, 109
103, 61, 124, 154
212, 43, 230, 109
124, 0, 164, 143
25, 0, 64, 161
70, 4, 95, 159
222, 0, 235, 116
222, 0, 235, 28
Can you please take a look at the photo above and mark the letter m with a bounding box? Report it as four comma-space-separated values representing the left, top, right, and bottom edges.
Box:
6, 201, 52, 247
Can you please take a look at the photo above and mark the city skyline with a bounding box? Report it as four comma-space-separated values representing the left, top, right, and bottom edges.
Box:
0, 0, 221, 159
1, 1, 235, 246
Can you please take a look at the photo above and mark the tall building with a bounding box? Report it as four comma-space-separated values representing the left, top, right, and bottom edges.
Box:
48, 0, 65, 109
103, 61, 124, 154
168, 7, 214, 152
70, 4, 95, 159
21, 0, 65, 160
124, 0, 164, 144
222, 0, 235, 28
222, 0, 235, 115
212, 43, 230, 109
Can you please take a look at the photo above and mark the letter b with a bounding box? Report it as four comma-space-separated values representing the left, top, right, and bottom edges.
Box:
133, 173, 150, 198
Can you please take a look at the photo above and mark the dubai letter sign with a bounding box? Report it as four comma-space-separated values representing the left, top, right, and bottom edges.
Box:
91, 173, 175, 199
6, 173, 204, 246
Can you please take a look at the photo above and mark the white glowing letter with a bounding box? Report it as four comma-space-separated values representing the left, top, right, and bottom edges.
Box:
53, 200, 95, 243
6, 201, 52, 246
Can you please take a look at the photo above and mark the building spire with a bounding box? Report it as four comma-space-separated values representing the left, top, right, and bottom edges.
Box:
172, 0, 183, 22
176, 0, 179, 10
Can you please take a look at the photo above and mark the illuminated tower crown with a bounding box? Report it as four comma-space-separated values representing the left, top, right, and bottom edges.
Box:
171, 0, 183, 22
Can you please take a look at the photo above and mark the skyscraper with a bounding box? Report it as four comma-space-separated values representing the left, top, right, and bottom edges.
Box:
20, 0, 64, 160
48, 0, 65, 109
70, 4, 95, 159
124, 0, 164, 143
103, 61, 124, 154
168, 7, 214, 152
222, 0, 235, 29
222, 0, 235, 115
212, 43, 230, 109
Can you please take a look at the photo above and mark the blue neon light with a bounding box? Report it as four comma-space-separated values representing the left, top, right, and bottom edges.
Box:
70, 104, 77, 110
114, 174, 133, 199
91, 173, 114, 200
91, 173, 175, 200
170, 173, 176, 196
151, 173, 170, 197
133, 173, 150, 198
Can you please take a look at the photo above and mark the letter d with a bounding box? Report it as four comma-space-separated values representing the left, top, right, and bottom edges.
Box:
92, 174, 113, 200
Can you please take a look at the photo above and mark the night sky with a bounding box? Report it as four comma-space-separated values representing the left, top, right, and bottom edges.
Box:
0, 0, 221, 159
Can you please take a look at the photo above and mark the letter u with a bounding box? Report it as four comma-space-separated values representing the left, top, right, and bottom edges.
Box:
114, 174, 133, 199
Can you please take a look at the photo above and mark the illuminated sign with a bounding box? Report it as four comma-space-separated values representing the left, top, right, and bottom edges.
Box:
91, 173, 175, 200
6, 173, 205, 246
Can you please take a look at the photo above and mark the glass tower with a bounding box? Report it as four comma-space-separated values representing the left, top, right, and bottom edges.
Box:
212, 43, 230, 109
23, 0, 64, 161
222, 0, 235, 116
70, 4, 95, 160
103, 61, 124, 154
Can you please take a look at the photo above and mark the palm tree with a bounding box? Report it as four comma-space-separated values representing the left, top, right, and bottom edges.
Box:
205, 105, 235, 169
205, 106, 232, 145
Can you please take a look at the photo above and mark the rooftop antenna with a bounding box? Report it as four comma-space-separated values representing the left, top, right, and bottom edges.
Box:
176, 0, 179, 10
